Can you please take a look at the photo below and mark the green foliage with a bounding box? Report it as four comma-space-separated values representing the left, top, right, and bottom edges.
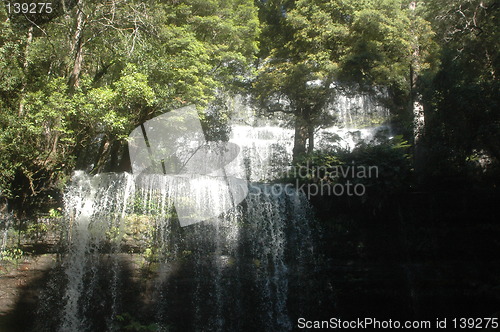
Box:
142, 247, 159, 264
199, 93, 234, 141
343, 135, 412, 189
48, 208, 62, 218
339, 0, 412, 88
285, 134, 412, 197
254, 0, 346, 110
253, 0, 422, 160
128, 0, 259, 109
1, 0, 498, 221
0, 247, 24, 267
421, 0, 500, 183
25, 222, 48, 242
0, 0, 259, 217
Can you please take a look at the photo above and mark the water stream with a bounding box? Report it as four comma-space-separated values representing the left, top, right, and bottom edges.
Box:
56, 172, 315, 331
37, 90, 389, 331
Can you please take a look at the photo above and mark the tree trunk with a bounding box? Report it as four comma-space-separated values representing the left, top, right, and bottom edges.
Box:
293, 114, 308, 162
68, 0, 86, 92
410, 1, 426, 172
410, 62, 425, 145
18, 26, 33, 117
307, 123, 315, 154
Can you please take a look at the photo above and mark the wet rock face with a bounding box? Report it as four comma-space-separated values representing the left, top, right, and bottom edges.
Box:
9, 173, 315, 332
0, 255, 57, 331
1, 120, 498, 331
2, 186, 500, 332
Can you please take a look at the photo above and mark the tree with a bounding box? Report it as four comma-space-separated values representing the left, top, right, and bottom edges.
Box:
404, 1, 437, 173
254, 0, 349, 161
422, 0, 500, 180
0, 0, 260, 216
254, 0, 419, 162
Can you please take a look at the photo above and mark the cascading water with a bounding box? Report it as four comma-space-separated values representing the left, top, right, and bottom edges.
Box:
227, 125, 294, 182
32, 90, 389, 331
318, 90, 392, 150
226, 90, 391, 182
45, 171, 315, 332
60, 173, 136, 331
332, 90, 389, 128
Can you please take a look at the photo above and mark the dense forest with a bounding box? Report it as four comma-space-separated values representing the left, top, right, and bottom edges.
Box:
0, 0, 499, 331
0, 0, 498, 216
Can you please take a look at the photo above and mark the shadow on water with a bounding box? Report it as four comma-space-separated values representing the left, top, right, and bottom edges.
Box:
2, 188, 500, 331
0, 211, 323, 331
153, 195, 325, 332
1, 254, 160, 332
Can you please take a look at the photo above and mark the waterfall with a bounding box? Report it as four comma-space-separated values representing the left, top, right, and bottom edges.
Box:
32, 90, 389, 331
51, 171, 315, 331
332, 91, 389, 129
227, 125, 294, 181
318, 89, 392, 150
226, 90, 391, 181
60, 173, 136, 332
